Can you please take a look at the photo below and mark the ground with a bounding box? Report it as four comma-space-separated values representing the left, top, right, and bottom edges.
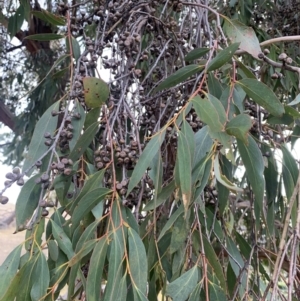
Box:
0, 203, 24, 265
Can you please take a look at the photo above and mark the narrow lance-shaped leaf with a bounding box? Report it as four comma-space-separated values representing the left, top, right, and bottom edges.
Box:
207, 42, 240, 71
8, 5, 24, 38
70, 168, 106, 212
32, 9, 66, 26
68, 239, 98, 267
51, 220, 75, 260
0, 245, 22, 299
158, 204, 184, 241
202, 234, 226, 291
71, 188, 111, 232
127, 129, 166, 195
69, 100, 86, 151
24, 33, 65, 41
128, 228, 148, 294
192, 95, 225, 132
69, 122, 99, 162
178, 131, 192, 215
288, 93, 300, 106
209, 275, 228, 300
103, 228, 125, 301
166, 266, 199, 301
225, 114, 252, 144
223, 18, 262, 59
185, 48, 210, 61
30, 253, 50, 301
207, 93, 227, 124
15, 174, 41, 231
214, 155, 243, 193
170, 215, 188, 254
154, 64, 205, 93
23, 101, 60, 175
237, 135, 265, 212
237, 79, 285, 117
0, 257, 37, 301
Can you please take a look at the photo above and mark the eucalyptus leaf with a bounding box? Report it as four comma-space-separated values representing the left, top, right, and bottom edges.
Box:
154, 64, 205, 92
237, 79, 284, 117
22, 101, 60, 175
207, 42, 240, 71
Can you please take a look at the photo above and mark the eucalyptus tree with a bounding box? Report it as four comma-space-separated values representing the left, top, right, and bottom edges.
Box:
1, 0, 300, 300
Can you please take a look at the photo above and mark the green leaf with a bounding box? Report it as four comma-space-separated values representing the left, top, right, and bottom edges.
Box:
128, 228, 148, 294
208, 128, 232, 149
30, 253, 50, 301
237, 135, 265, 211
8, 5, 24, 38
15, 174, 41, 231
24, 33, 65, 41
217, 155, 232, 214
178, 131, 193, 214
69, 122, 99, 162
208, 72, 223, 98
69, 101, 86, 151
48, 240, 59, 261
143, 180, 176, 211
267, 114, 293, 126
84, 107, 101, 129
236, 60, 256, 79
149, 150, 163, 196
74, 220, 98, 253
214, 155, 243, 193
188, 283, 202, 301
285, 105, 300, 118
207, 42, 240, 71
209, 277, 228, 300
226, 236, 245, 276
207, 93, 227, 125
166, 266, 199, 301
70, 36, 81, 61
70, 169, 105, 212
154, 64, 205, 92
103, 228, 125, 301
68, 239, 97, 267
185, 48, 210, 61
3, 253, 47, 301
193, 126, 213, 167
282, 145, 298, 199
86, 237, 108, 301
0, 245, 22, 299
262, 145, 278, 204
51, 220, 75, 260
192, 95, 226, 132
158, 205, 184, 241
193, 158, 212, 201
83, 77, 109, 108
237, 79, 284, 117
127, 130, 166, 195
202, 235, 226, 291
31, 9, 66, 26
223, 18, 262, 58
288, 93, 300, 106
71, 188, 111, 232
22, 101, 60, 175
225, 114, 252, 143
170, 215, 188, 254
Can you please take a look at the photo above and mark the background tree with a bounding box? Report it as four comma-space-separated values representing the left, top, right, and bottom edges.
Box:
1, 0, 300, 300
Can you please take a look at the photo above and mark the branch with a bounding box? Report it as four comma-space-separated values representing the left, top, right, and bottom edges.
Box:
0, 100, 15, 131
6, 44, 24, 53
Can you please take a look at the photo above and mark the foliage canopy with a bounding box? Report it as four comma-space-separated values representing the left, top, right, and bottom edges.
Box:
1, 0, 300, 300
